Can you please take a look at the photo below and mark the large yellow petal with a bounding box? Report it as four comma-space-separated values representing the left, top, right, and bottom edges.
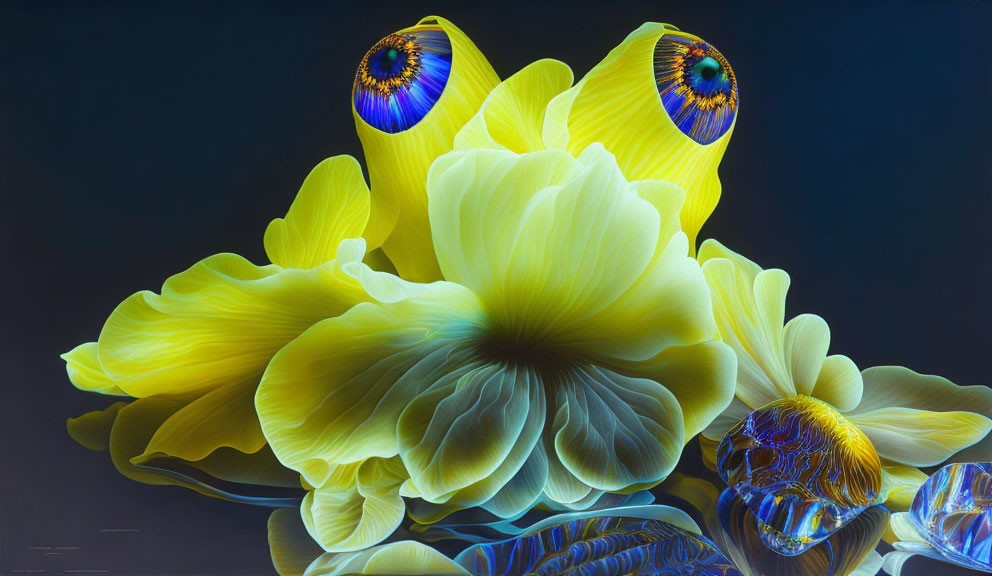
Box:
255, 279, 485, 488
454, 59, 573, 153
550, 364, 685, 492
429, 145, 714, 362
98, 249, 369, 398
811, 354, 863, 411
133, 379, 266, 463
398, 363, 545, 504
850, 365, 992, 464
603, 340, 737, 441
301, 457, 407, 552
699, 245, 793, 406
264, 155, 370, 269
354, 16, 499, 281
847, 406, 992, 467
61, 342, 127, 396
543, 23, 736, 252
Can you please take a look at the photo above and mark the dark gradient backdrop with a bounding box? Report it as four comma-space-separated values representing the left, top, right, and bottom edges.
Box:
1, 1, 989, 574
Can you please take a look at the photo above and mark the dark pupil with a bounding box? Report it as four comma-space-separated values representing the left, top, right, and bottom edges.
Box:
696, 56, 721, 81
378, 47, 402, 72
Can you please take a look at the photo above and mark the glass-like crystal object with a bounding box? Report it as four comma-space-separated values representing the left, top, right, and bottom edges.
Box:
910, 462, 992, 571
716, 395, 882, 555
717, 489, 889, 576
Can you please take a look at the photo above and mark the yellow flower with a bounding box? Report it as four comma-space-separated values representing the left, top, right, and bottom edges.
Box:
62, 154, 376, 488
255, 142, 737, 551
696, 239, 992, 510
63, 18, 743, 557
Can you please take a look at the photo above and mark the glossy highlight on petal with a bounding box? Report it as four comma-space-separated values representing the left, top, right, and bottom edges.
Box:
353, 26, 452, 134
910, 462, 992, 571
716, 395, 882, 555
655, 33, 738, 145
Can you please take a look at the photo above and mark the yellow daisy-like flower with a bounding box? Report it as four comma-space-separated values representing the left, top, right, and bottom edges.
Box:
696, 239, 992, 510
255, 141, 737, 551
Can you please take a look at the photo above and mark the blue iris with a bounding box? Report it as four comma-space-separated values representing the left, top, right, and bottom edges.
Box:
368, 47, 405, 80
353, 28, 452, 134
687, 56, 730, 96
654, 35, 738, 145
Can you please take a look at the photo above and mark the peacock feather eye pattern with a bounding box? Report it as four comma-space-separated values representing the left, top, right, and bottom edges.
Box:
353, 26, 452, 134
654, 32, 738, 145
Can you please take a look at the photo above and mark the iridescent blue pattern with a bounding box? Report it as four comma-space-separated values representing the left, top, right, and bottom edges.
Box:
456, 515, 743, 575
654, 33, 738, 145
353, 26, 452, 133
716, 396, 881, 556
910, 462, 992, 571
717, 489, 889, 576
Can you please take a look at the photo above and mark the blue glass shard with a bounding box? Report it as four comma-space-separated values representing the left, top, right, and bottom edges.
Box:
910, 462, 992, 571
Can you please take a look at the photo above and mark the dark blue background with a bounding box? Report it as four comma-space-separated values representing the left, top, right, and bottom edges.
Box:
1, 1, 989, 574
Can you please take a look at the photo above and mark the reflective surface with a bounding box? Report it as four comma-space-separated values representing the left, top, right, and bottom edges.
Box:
910, 463, 992, 571
458, 514, 743, 575
717, 489, 889, 576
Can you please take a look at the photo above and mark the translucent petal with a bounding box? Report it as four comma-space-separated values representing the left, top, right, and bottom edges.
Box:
851, 366, 992, 464
811, 355, 863, 412
604, 340, 737, 440
264, 155, 370, 269
255, 280, 484, 488
429, 145, 714, 362
848, 407, 992, 467
880, 464, 929, 512
66, 401, 127, 451
699, 239, 863, 411
98, 250, 368, 398
71, 396, 299, 500
301, 457, 407, 552
551, 364, 684, 492
61, 342, 127, 396
454, 59, 573, 153
398, 363, 545, 503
